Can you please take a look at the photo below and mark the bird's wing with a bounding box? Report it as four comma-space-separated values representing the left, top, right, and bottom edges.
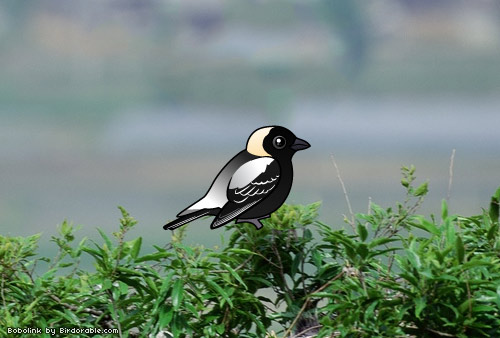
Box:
176, 151, 254, 217
210, 158, 280, 229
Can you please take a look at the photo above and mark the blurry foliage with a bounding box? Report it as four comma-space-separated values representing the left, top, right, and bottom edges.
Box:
321, 0, 368, 76
1, 168, 500, 337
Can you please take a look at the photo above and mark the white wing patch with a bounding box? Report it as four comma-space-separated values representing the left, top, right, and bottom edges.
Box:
233, 186, 276, 203
179, 157, 278, 215
182, 192, 227, 214
229, 157, 274, 189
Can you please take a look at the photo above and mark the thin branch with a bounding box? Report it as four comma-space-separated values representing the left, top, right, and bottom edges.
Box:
465, 274, 472, 318
49, 294, 104, 317
234, 255, 253, 271
404, 323, 457, 337
426, 327, 456, 337
330, 154, 355, 230
271, 231, 294, 302
234, 226, 280, 269
108, 290, 123, 338
210, 255, 254, 274
447, 149, 456, 203
293, 324, 322, 337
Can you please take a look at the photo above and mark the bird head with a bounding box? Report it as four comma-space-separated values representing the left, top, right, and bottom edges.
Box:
246, 126, 310, 160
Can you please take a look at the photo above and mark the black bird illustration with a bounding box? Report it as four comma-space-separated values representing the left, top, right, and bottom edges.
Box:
163, 126, 310, 231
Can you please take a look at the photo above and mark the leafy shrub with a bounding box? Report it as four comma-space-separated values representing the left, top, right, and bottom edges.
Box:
1, 167, 499, 337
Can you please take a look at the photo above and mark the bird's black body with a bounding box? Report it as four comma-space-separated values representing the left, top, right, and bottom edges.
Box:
163, 126, 310, 231
237, 159, 292, 219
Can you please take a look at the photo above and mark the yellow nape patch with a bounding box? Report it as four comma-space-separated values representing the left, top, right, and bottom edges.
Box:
246, 127, 272, 157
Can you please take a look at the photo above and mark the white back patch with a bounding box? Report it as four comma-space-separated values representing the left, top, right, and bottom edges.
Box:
229, 157, 274, 189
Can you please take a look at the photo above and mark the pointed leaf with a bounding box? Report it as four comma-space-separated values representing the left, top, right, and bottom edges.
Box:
135, 251, 173, 263
172, 279, 184, 311
413, 182, 428, 196
96, 228, 113, 249
356, 243, 369, 259
221, 263, 248, 290
368, 237, 398, 248
441, 199, 448, 220
357, 223, 368, 242
207, 280, 233, 308
489, 187, 500, 223
130, 237, 142, 259
415, 297, 426, 319
456, 235, 464, 263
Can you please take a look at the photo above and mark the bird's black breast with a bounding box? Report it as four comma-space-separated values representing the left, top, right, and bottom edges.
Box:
237, 160, 293, 219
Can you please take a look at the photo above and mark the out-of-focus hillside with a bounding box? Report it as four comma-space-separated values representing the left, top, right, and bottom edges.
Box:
1, 0, 499, 253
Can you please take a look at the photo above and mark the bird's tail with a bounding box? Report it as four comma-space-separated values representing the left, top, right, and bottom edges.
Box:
163, 209, 211, 230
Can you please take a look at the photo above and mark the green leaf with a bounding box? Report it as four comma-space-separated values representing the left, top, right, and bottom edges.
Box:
415, 297, 426, 319
311, 248, 323, 268
459, 298, 474, 314
290, 252, 302, 277
368, 247, 400, 259
117, 266, 144, 277
435, 274, 459, 283
473, 305, 497, 312
144, 276, 159, 296
413, 182, 428, 196
444, 218, 456, 246
175, 243, 195, 257
227, 248, 255, 256
130, 237, 142, 259
172, 279, 184, 311
246, 276, 273, 287
118, 281, 128, 295
489, 187, 500, 223
97, 228, 113, 250
310, 292, 337, 298
441, 199, 448, 220
456, 235, 464, 263
364, 300, 378, 322
135, 251, 173, 263
171, 312, 184, 337
495, 285, 500, 308
185, 302, 200, 319
486, 223, 498, 241
221, 263, 248, 290
406, 249, 421, 270
357, 223, 368, 242
159, 307, 173, 327
356, 243, 369, 259
368, 237, 398, 249
207, 280, 233, 308
411, 217, 440, 236
58, 262, 74, 268
24, 296, 42, 313
215, 323, 225, 334
81, 247, 105, 269
247, 311, 267, 334
153, 271, 175, 313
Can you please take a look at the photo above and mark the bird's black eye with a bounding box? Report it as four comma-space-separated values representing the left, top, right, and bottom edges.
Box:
272, 136, 286, 149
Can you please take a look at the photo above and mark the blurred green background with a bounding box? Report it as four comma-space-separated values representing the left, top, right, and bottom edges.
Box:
1, 0, 500, 254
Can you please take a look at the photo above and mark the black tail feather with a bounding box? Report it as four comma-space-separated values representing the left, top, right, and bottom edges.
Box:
163, 209, 211, 230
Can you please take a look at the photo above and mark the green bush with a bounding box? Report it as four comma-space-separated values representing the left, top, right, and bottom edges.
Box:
1, 167, 499, 337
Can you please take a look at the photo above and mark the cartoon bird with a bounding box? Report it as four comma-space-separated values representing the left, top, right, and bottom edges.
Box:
163, 126, 310, 231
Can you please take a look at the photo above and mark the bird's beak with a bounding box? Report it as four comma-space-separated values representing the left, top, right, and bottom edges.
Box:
291, 137, 310, 151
